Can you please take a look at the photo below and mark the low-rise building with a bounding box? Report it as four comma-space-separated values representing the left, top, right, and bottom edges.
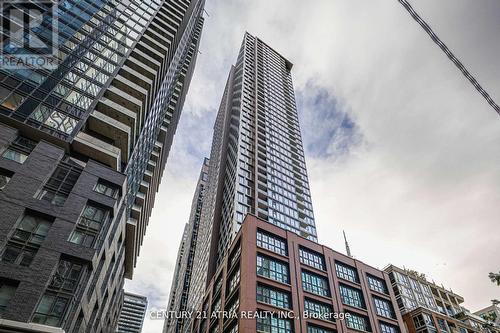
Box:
384, 265, 498, 333
185, 214, 405, 333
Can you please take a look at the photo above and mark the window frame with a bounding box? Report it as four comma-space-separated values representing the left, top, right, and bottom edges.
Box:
256, 283, 292, 310
335, 261, 359, 283
93, 179, 120, 199
256, 254, 290, 284
339, 283, 365, 309
373, 296, 396, 319
256, 229, 288, 256
301, 270, 330, 297
367, 274, 388, 294
299, 246, 326, 271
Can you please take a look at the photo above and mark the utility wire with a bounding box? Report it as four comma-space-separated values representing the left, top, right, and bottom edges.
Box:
398, 0, 500, 117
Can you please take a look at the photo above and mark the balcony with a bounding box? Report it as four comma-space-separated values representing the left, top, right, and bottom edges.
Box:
73, 132, 121, 170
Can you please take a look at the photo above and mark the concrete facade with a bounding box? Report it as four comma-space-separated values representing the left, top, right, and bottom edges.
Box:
116, 292, 148, 333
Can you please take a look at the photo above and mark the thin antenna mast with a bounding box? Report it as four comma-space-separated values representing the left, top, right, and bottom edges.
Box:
343, 230, 352, 257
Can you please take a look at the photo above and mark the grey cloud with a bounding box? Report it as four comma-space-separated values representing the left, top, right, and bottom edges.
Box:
126, 1, 500, 332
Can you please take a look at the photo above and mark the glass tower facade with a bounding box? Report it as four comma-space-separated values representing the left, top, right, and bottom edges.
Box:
164, 158, 209, 333
0, 0, 205, 331
184, 33, 317, 328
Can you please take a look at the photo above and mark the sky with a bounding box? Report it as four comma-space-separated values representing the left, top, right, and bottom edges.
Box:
125, 1, 500, 332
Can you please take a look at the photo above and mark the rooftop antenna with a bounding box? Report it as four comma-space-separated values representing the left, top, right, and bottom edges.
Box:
343, 230, 352, 257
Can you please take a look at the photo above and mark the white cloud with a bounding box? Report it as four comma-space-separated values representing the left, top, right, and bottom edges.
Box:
126, 1, 500, 332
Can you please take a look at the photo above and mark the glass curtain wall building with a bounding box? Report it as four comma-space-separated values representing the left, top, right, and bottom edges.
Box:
0, 0, 205, 332
185, 32, 317, 327
163, 158, 209, 333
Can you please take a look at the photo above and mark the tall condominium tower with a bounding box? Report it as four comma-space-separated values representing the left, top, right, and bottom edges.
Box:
0, 0, 204, 332
184, 32, 317, 325
164, 158, 209, 333
116, 292, 148, 333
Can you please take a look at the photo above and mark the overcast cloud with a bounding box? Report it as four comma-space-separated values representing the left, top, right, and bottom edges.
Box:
125, 1, 500, 332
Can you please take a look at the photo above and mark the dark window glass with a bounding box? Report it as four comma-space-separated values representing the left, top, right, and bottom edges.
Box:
373, 297, 396, 319
257, 284, 291, 309
69, 203, 110, 247
299, 246, 325, 270
0, 280, 17, 314
380, 322, 400, 333
38, 161, 83, 206
367, 274, 388, 294
345, 312, 371, 332
257, 229, 287, 256
227, 269, 240, 295
257, 255, 289, 284
307, 324, 335, 333
32, 293, 70, 327
301, 270, 330, 297
335, 262, 359, 283
93, 179, 120, 198
339, 284, 365, 309
1, 213, 52, 266
304, 298, 334, 322
1, 136, 36, 164
256, 315, 293, 333
0, 169, 13, 190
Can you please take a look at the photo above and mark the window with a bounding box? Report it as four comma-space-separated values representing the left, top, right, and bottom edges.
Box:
1, 213, 52, 266
335, 262, 359, 283
367, 274, 388, 294
413, 315, 425, 328
422, 284, 432, 296
38, 161, 83, 205
257, 230, 287, 256
30, 106, 78, 134
307, 324, 335, 333
0, 280, 17, 314
345, 312, 371, 332
393, 272, 410, 287
226, 296, 239, 314
49, 259, 84, 293
1, 136, 36, 164
299, 246, 325, 270
256, 315, 292, 333
226, 322, 238, 333
32, 293, 70, 327
214, 276, 223, 295
0, 89, 24, 111
373, 297, 395, 319
227, 269, 240, 295
93, 179, 120, 198
69, 203, 110, 247
380, 322, 400, 333
257, 255, 289, 284
212, 297, 221, 313
437, 319, 448, 333
410, 278, 421, 292
304, 298, 334, 322
32, 257, 86, 326
339, 284, 365, 309
301, 270, 330, 297
257, 284, 291, 309
0, 169, 13, 190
